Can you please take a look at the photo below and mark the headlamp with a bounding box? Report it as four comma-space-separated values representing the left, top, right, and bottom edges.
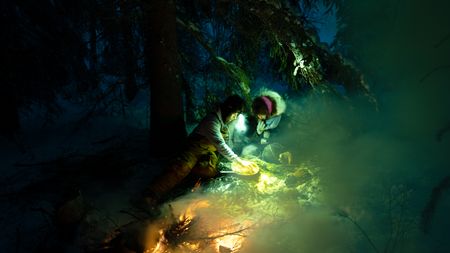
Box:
235, 113, 247, 132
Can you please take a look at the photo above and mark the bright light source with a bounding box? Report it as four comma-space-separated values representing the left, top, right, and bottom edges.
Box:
235, 114, 247, 132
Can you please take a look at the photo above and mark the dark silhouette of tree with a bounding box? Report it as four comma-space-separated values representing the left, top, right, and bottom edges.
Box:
0, 0, 376, 156
0, 0, 91, 136
143, 0, 187, 156
119, 0, 139, 102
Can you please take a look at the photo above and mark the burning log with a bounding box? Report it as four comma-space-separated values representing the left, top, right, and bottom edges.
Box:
140, 200, 255, 253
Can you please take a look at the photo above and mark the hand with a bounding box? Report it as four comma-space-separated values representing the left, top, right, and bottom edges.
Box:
256, 120, 265, 135
234, 158, 259, 175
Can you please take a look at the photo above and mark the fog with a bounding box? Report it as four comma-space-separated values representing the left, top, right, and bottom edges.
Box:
157, 1, 450, 252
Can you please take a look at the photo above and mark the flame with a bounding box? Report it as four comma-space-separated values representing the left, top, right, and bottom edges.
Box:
182, 199, 210, 220
143, 199, 212, 252
145, 229, 167, 253
181, 241, 201, 251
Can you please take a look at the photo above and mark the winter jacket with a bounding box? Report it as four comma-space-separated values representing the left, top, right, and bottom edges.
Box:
255, 89, 286, 144
192, 109, 239, 162
145, 109, 238, 198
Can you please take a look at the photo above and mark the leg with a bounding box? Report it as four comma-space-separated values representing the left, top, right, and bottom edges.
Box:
191, 151, 219, 178
143, 150, 198, 200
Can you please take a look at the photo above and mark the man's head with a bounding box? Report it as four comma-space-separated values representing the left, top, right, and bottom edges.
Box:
221, 95, 245, 123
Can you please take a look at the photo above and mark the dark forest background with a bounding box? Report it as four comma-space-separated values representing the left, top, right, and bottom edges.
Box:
1, 0, 450, 252
0, 0, 375, 154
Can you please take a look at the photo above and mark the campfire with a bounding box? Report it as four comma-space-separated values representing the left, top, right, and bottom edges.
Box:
141, 159, 319, 253
142, 198, 254, 253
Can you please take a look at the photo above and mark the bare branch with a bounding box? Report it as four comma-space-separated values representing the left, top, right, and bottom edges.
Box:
420, 65, 450, 83
433, 31, 450, 48
421, 175, 450, 234
192, 225, 253, 241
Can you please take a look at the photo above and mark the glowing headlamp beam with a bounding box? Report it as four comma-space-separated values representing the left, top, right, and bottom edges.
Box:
235, 114, 247, 132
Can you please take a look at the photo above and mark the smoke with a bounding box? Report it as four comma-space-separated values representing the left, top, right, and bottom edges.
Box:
156, 85, 450, 252
148, 1, 450, 252
241, 210, 353, 253
154, 188, 356, 253
153, 83, 450, 252
268, 0, 450, 251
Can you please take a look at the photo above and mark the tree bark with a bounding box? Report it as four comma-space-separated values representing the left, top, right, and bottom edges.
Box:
119, 0, 138, 102
88, 1, 99, 90
144, 0, 187, 157
0, 2, 22, 141
0, 85, 21, 140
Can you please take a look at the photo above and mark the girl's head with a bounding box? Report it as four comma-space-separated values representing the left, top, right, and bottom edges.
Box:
252, 96, 276, 120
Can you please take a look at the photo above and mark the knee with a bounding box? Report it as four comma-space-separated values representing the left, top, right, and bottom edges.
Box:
191, 164, 218, 178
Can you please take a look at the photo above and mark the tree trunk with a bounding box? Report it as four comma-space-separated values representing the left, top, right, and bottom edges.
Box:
144, 0, 187, 157
119, 0, 138, 102
0, 85, 21, 140
0, 2, 22, 141
88, 1, 99, 90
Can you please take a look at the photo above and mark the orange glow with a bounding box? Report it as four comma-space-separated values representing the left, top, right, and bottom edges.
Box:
214, 234, 245, 253
210, 220, 253, 253
142, 199, 254, 253
144, 229, 167, 253
140, 162, 319, 253
181, 241, 201, 251
182, 199, 210, 220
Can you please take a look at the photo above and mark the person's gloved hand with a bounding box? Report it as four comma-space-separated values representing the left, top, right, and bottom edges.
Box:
256, 120, 265, 135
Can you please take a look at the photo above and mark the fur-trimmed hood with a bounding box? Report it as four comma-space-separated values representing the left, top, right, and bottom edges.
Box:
257, 88, 286, 116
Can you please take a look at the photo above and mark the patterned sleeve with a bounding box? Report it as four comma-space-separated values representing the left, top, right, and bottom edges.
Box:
263, 115, 282, 131
257, 115, 282, 135
202, 115, 239, 162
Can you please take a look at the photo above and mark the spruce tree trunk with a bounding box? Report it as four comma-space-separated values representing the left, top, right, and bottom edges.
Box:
144, 0, 187, 157
88, 2, 98, 88
1, 2, 21, 140
119, 0, 138, 102
0, 85, 20, 140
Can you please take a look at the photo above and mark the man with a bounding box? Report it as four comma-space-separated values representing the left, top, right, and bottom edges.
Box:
140, 95, 258, 206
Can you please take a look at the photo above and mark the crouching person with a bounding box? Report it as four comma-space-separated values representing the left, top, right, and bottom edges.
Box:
251, 89, 286, 145
137, 95, 258, 209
